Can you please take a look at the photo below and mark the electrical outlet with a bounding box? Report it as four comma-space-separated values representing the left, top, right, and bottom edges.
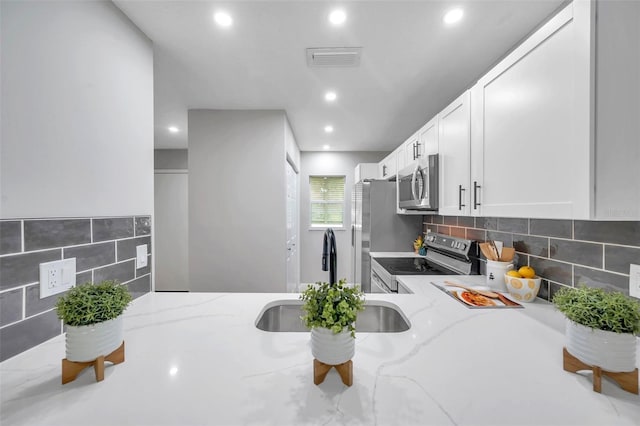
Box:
40, 258, 76, 298
630, 264, 640, 299
136, 244, 148, 269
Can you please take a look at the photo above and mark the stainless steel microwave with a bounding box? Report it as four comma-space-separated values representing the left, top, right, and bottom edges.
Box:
397, 155, 438, 211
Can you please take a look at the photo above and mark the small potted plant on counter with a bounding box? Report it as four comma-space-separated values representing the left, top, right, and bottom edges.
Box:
553, 285, 640, 393
56, 280, 132, 383
300, 279, 365, 385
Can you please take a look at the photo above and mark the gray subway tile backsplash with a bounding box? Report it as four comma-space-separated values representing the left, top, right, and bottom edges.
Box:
530, 219, 572, 239
0, 221, 22, 255
135, 216, 151, 236
25, 284, 66, 318
0, 215, 151, 362
574, 266, 629, 294
424, 215, 640, 302
117, 236, 152, 262
604, 245, 640, 274
497, 217, 528, 234
574, 220, 640, 246
24, 219, 91, 251
0, 310, 61, 362
0, 249, 61, 290
0, 288, 23, 326
64, 242, 115, 272
92, 217, 135, 242
443, 216, 457, 226
549, 239, 603, 269
513, 234, 549, 257
94, 259, 136, 284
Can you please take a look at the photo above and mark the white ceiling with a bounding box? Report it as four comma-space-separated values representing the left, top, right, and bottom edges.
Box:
114, 0, 566, 152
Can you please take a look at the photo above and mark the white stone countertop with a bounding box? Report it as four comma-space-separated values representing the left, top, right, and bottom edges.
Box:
1, 276, 639, 426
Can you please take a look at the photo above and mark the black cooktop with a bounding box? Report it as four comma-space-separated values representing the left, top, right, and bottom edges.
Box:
374, 257, 456, 275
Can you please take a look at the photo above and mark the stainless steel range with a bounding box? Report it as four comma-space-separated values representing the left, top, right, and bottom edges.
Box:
370, 232, 479, 293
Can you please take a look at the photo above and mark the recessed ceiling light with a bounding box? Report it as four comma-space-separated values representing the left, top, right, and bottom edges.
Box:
324, 125, 334, 133
325, 91, 337, 102
329, 10, 347, 25
168, 126, 179, 133
443, 8, 464, 25
323, 145, 331, 150
214, 12, 233, 27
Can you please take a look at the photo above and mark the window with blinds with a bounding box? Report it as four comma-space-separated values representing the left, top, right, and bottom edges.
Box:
309, 176, 345, 227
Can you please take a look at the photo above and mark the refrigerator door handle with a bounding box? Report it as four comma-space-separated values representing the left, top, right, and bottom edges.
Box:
351, 224, 355, 247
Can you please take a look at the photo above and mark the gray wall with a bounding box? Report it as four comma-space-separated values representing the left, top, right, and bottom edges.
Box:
188, 110, 299, 292
300, 151, 388, 285
155, 149, 189, 170
0, 1, 154, 361
0, 1, 154, 219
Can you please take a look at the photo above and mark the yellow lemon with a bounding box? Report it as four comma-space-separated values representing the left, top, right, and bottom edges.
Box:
518, 266, 536, 278
507, 270, 523, 278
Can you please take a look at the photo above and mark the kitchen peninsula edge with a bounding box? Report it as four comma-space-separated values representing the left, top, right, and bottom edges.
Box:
1, 276, 638, 426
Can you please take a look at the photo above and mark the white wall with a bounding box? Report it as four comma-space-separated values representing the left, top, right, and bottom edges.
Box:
299, 151, 388, 284
189, 110, 298, 292
0, 1, 154, 219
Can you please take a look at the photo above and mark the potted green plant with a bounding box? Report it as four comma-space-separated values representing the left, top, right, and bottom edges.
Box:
56, 280, 132, 362
553, 285, 640, 372
300, 279, 365, 365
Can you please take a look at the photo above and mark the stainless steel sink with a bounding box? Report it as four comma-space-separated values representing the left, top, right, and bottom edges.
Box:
255, 300, 410, 332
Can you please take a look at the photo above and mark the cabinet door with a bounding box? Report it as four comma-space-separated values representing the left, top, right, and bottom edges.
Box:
419, 116, 438, 156
403, 132, 420, 167
470, 4, 591, 219
378, 151, 397, 180
439, 91, 471, 216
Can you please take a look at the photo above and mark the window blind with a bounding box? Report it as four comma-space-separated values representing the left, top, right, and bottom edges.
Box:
310, 176, 345, 227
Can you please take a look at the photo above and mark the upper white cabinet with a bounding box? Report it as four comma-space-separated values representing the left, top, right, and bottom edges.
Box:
470, 3, 591, 219
469, 0, 639, 220
418, 117, 438, 156
378, 150, 397, 180
438, 91, 471, 216
401, 132, 420, 168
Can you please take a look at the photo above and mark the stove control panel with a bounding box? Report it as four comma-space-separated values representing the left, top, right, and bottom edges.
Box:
425, 232, 472, 257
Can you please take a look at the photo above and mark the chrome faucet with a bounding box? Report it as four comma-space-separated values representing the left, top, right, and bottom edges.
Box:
322, 228, 337, 285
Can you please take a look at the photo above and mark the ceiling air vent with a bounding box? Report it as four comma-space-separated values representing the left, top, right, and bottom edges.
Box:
306, 47, 362, 67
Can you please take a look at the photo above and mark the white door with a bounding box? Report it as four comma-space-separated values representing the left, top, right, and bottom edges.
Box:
285, 161, 299, 292
154, 172, 189, 291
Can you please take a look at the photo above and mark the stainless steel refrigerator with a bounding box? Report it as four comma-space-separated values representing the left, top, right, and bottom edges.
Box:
351, 180, 422, 292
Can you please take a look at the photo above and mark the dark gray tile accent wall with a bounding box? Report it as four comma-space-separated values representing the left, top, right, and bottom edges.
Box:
0, 221, 22, 255
0, 310, 60, 362
24, 219, 91, 251
0, 249, 61, 290
92, 217, 135, 242
423, 215, 640, 300
0, 216, 152, 362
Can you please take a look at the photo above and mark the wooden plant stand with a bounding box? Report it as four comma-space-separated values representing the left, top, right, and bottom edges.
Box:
313, 358, 353, 386
62, 341, 125, 385
563, 347, 638, 394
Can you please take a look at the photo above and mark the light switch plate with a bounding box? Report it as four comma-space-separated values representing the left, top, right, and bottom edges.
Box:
136, 244, 148, 269
39, 258, 76, 298
630, 264, 640, 299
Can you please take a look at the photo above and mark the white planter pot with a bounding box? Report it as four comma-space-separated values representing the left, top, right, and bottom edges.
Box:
311, 327, 355, 365
65, 316, 124, 362
565, 318, 637, 373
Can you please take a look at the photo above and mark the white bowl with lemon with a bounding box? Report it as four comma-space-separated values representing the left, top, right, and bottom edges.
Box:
504, 266, 541, 303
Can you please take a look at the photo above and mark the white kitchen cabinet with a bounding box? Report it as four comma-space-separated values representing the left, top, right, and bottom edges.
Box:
469, 0, 639, 220
438, 91, 471, 216
470, 3, 591, 219
402, 131, 420, 167
378, 150, 397, 180
418, 116, 438, 156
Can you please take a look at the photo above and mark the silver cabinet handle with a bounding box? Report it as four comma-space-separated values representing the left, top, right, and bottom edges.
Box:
473, 181, 481, 209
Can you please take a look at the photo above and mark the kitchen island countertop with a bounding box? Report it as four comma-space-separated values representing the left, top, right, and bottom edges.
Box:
1, 276, 639, 426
